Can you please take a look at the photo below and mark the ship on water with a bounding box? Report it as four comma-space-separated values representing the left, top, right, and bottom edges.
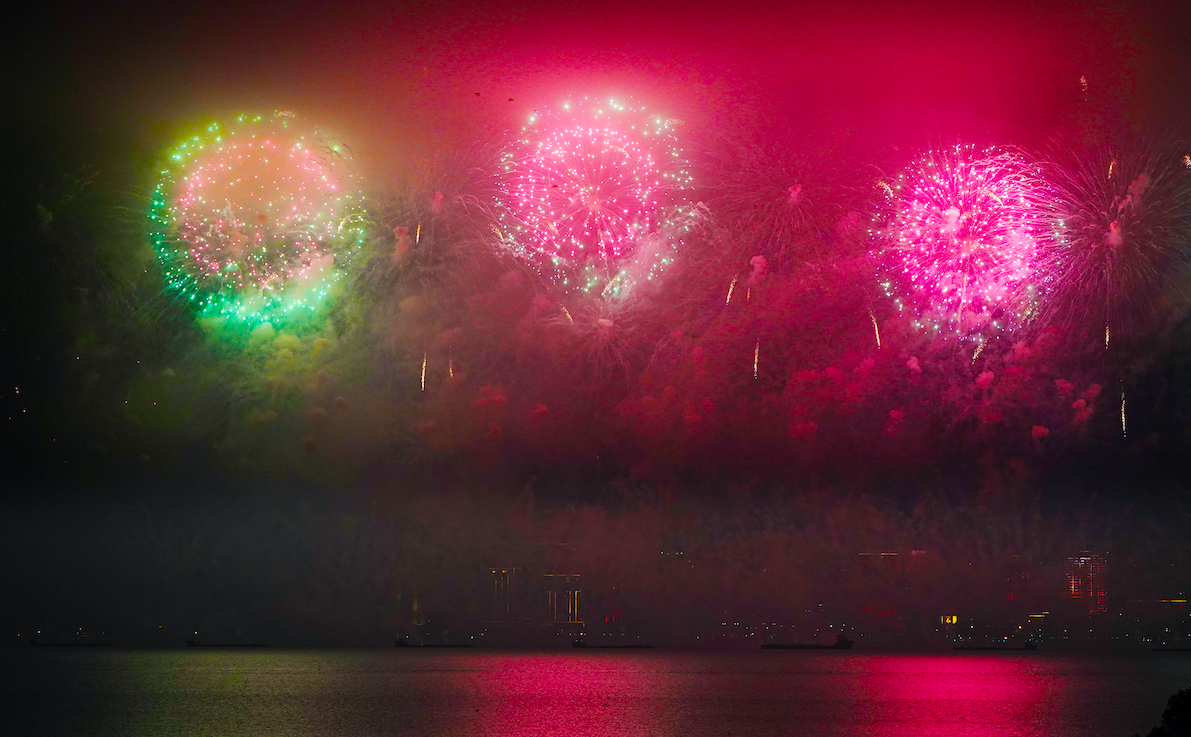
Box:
762, 635, 854, 650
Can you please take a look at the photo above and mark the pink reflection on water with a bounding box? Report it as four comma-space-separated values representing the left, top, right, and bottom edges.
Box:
475, 653, 670, 737
840, 655, 1064, 737
463, 652, 1082, 737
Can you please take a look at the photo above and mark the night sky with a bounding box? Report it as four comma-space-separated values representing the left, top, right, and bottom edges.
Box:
3, 0, 1189, 646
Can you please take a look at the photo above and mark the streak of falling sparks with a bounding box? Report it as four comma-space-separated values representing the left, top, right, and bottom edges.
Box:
415, 222, 421, 245
753, 339, 760, 380
1121, 390, 1127, 438
746, 287, 751, 304
1184, 155, 1190, 169
868, 308, 881, 348
972, 341, 985, 363
420, 352, 427, 392
1108, 159, 1116, 179
560, 305, 573, 323
1105, 324, 1110, 349
726, 276, 737, 305
449, 351, 454, 378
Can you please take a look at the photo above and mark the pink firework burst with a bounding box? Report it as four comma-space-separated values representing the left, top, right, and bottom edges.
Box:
875, 144, 1056, 340
497, 98, 692, 293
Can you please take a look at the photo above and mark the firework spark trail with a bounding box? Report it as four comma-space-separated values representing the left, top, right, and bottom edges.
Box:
699, 138, 848, 274
374, 142, 503, 290
869, 307, 881, 349
1040, 139, 1191, 344
496, 97, 692, 294
873, 144, 1056, 341
149, 112, 367, 325
754, 339, 760, 380
421, 352, 427, 392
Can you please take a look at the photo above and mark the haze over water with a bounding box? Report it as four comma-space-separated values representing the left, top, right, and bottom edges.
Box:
6, 649, 1189, 736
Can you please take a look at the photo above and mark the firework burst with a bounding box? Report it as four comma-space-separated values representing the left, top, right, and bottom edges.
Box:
149, 112, 367, 326
1042, 138, 1191, 345
496, 97, 693, 295
378, 142, 502, 277
700, 139, 848, 273
873, 144, 1056, 341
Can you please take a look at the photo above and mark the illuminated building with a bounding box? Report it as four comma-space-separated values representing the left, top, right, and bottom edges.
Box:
1065, 553, 1107, 614
490, 567, 519, 621
544, 574, 582, 624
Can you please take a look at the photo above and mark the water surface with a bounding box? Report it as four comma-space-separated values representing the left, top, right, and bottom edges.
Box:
5, 649, 1188, 736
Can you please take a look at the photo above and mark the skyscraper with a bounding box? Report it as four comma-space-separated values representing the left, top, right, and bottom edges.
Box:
544, 573, 582, 624
491, 567, 519, 620
1065, 553, 1107, 614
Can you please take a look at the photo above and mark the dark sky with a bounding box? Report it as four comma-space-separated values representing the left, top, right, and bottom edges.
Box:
11, 0, 1191, 172
2, 0, 1189, 643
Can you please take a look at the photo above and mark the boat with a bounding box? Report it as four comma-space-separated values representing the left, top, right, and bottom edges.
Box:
572, 640, 655, 649
762, 635, 854, 650
395, 638, 474, 648
953, 642, 1037, 651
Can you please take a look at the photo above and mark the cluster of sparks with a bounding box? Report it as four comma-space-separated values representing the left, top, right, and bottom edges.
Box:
1041, 142, 1191, 345
875, 145, 1055, 341
149, 113, 366, 325
496, 98, 692, 294
703, 143, 830, 271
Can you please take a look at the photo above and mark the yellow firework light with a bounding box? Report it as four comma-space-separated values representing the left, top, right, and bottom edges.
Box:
726, 276, 737, 305
421, 352, 427, 392
415, 222, 421, 245
972, 342, 985, 363
1121, 391, 1127, 438
560, 305, 574, 323
753, 339, 760, 380
868, 308, 881, 349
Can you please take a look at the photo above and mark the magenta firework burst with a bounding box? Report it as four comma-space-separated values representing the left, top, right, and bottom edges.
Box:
874, 144, 1055, 340
497, 98, 692, 294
